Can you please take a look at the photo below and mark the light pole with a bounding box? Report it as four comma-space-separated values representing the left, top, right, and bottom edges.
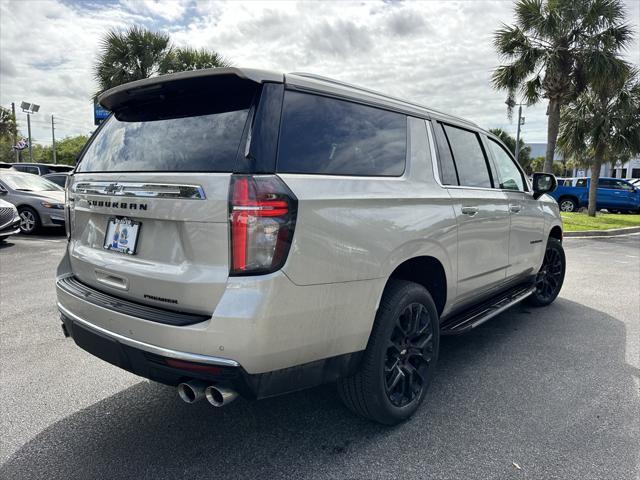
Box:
20, 101, 40, 162
506, 99, 526, 162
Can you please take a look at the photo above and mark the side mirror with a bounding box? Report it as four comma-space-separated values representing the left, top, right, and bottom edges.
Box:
0, 186, 7, 196
532, 172, 557, 199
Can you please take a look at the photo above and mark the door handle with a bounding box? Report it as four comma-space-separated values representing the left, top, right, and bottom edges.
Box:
510, 204, 522, 214
461, 206, 479, 216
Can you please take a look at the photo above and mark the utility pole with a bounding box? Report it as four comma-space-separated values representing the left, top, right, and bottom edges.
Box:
506, 99, 525, 163
515, 104, 524, 163
51, 115, 57, 163
11, 102, 19, 162
26, 113, 33, 162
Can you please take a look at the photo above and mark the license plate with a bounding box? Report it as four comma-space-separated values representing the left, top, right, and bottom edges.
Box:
103, 217, 141, 255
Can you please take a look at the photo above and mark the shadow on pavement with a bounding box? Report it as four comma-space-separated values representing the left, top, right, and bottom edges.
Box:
0, 228, 66, 249
2, 299, 638, 480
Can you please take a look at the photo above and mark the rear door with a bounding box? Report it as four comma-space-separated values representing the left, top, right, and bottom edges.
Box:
597, 179, 621, 209
69, 77, 259, 315
433, 122, 510, 303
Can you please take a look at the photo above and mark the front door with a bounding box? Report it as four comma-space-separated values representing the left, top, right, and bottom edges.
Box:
434, 122, 510, 304
484, 137, 545, 280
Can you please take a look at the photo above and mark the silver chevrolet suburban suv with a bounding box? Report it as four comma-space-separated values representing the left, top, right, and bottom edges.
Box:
56, 68, 565, 424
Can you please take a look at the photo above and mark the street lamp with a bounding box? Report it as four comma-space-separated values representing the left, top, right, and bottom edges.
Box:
505, 99, 526, 163
20, 101, 40, 162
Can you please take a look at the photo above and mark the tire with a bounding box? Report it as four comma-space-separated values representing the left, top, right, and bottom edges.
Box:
528, 237, 566, 307
337, 280, 440, 425
558, 197, 578, 212
18, 206, 40, 234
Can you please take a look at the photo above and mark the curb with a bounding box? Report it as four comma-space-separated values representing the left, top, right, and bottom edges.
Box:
564, 226, 640, 237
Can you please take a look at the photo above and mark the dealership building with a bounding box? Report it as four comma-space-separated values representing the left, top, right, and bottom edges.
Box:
527, 143, 640, 179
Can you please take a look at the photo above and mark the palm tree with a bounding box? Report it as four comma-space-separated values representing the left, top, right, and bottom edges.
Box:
489, 128, 533, 172
94, 26, 171, 97
492, 0, 632, 174
160, 47, 230, 75
558, 69, 640, 216
94, 27, 230, 97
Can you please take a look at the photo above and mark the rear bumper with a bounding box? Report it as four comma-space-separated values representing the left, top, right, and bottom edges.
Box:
56, 249, 382, 375
59, 303, 362, 400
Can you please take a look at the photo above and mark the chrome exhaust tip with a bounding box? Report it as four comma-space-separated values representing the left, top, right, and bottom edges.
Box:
205, 385, 238, 407
177, 380, 208, 404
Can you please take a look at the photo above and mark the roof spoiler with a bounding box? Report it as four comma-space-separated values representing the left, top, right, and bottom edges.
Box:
98, 67, 283, 112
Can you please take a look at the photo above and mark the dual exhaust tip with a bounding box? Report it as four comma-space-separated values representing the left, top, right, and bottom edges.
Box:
177, 380, 238, 407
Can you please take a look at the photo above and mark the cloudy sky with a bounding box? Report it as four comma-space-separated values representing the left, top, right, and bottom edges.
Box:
1, 0, 638, 147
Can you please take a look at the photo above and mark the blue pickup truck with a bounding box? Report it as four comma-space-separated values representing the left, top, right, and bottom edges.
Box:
550, 177, 640, 213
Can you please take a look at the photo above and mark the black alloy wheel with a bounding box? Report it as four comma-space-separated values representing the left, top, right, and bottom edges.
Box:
528, 237, 566, 306
338, 280, 440, 424
385, 302, 435, 407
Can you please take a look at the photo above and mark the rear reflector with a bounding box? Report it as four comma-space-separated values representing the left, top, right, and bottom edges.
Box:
229, 175, 297, 275
165, 358, 223, 375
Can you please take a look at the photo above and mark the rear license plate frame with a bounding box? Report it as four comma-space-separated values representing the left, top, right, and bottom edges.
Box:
103, 217, 141, 255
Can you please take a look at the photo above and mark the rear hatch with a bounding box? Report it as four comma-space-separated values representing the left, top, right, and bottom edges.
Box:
68, 72, 260, 315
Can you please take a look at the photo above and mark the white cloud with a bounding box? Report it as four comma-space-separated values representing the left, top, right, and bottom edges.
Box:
1, 0, 638, 148
120, 0, 191, 22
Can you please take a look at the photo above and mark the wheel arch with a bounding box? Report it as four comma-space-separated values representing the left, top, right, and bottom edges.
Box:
384, 256, 448, 317
549, 225, 563, 242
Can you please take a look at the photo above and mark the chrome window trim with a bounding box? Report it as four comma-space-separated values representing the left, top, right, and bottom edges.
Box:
58, 303, 240, 368
428, 120, 532, 194
72, 181, 206, 200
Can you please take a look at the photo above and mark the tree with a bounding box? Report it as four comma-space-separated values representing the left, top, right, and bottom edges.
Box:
491, 0, 632, 174
558, 69, 640, 216
160, 47, 229, 74
0, 107, 17, 138
54, 135, 89, 165
94, 26, 171, 97
0, 107, 18, 162
94, 26, 230, 97
489, 128, 533, 172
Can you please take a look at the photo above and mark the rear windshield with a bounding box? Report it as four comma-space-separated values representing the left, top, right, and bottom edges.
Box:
77, 85, 254, 173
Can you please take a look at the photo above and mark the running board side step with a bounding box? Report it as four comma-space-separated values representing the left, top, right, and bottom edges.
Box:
439, 284, 535, 335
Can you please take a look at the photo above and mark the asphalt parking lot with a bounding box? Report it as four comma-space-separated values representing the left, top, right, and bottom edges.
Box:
1, 231, 638, 480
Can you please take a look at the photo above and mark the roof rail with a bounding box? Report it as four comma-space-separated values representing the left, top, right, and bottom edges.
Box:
289, 71, 477, 127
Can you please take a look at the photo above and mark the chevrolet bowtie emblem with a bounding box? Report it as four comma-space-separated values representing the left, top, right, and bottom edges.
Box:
104, 183, 120, 194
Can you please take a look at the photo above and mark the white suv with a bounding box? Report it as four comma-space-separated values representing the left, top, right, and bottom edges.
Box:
56, 68, 564, 424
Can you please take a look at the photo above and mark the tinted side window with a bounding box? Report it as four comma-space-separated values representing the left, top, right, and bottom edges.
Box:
598, 179, 614, 189
576, 178, 587, 187
616, 180, 634, 191
277, 91, 406, 176
442, 125, 492, 188
487, 139, 525, 191
432, 122, 458, 185
19, 166, 40, 175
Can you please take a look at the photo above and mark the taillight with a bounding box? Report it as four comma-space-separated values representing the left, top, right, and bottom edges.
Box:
229, 174, 297, 275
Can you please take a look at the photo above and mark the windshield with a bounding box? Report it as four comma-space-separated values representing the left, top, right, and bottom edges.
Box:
1, 173, 63, 192
76, 81, 256, 173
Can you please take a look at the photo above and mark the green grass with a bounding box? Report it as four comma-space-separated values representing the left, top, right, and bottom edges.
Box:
561, 212, 640, 232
